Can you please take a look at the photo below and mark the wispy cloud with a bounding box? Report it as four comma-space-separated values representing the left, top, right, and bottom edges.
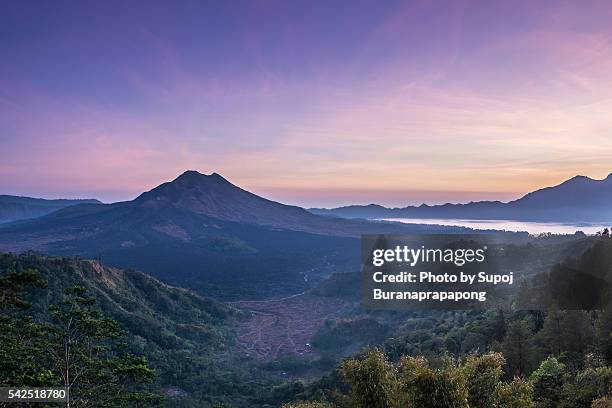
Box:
2, 0, 612, 205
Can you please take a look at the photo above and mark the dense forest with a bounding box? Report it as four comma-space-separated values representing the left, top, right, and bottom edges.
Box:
1, 236, 612, 407
278, 237, 612, 407
0, 264, 160, 407
279, 304, 612, 407
0, 253, 280, 407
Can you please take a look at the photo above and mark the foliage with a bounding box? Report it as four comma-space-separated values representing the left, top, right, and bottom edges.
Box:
0, 252, 283, 407
495, 378, 535, 408
503, 319, 535, 377
462, 353, 505, 408
286, 302, 612, 408
529, 357, 568, 408
0, 258, 161, 407
334, 351, 532, 408
0, 267, 54, 386
0, 266, 46, 309
591, 396, 612, 408
341, 349, 398, 408
399, 356, 468, 408
567, 366, 612, 408
4, 236, 612, 407
47, 286, 160, 407
282, 402, 335, 408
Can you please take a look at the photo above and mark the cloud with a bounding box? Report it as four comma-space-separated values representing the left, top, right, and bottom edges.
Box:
3, 1, 612, 205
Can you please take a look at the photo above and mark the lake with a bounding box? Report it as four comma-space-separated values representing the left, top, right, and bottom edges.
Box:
381, 218, 606, 235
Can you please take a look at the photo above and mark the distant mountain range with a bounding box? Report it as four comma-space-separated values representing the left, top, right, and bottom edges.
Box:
0, 171, 467, 299
0, 195, 101, 224
2, 171, 606, 298
310, 173, 612, 223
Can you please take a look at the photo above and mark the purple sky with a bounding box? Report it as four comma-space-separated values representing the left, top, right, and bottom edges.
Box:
2, 0, 612, 207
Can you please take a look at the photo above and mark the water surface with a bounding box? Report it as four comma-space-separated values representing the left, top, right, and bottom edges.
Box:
382, 218, 605, 235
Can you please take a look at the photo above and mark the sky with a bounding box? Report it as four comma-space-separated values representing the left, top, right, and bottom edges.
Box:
2, 0, 612, 207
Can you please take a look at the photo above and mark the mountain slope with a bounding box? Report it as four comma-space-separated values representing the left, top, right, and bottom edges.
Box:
310, 173, 612, 223
135, 171, 325, 229
0, 251, 277, 407
0, 195, 101, 224
0, 171, 470, 299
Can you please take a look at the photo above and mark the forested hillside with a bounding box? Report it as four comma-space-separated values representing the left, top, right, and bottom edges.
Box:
278, 237, 612, 408
0, 252, 283, 407
2, 236, 612, 407
279, 301, 612, 407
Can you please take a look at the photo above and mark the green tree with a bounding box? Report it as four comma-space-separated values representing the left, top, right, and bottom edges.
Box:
568, 366, 612, 408
341, 349, 398, 408
495, 378, 535, 408
535, 310, 595, 373
596, 304, 612, 364
398, 356, 468, 408
462, 353, 505, 408
47, 286, 160, 408
0, 267, 46, 309
537, 309, 564, 357
529, 357, 568, 408
503, 320, 534, 377
0, 267, 52, 386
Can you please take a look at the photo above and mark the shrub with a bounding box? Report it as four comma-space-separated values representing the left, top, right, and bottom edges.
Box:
496, 377, 535, 408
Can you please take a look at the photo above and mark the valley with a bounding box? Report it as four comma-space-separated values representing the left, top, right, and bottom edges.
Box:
233, 293, 354, 360
1, 171, 611, 407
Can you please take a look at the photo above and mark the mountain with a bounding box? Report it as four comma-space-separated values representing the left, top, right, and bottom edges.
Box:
0, 195, 101, 224
135, 171, 327, 230
310, 173, 612, 223
0, 171, 469, 299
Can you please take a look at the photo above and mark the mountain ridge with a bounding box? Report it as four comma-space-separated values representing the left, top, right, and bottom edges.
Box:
309, 173, 612, 222
0, 195, 102, 224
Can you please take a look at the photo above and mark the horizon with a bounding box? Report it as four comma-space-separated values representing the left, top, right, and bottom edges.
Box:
3, 169, 611, 209
3, 1, 612, 206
